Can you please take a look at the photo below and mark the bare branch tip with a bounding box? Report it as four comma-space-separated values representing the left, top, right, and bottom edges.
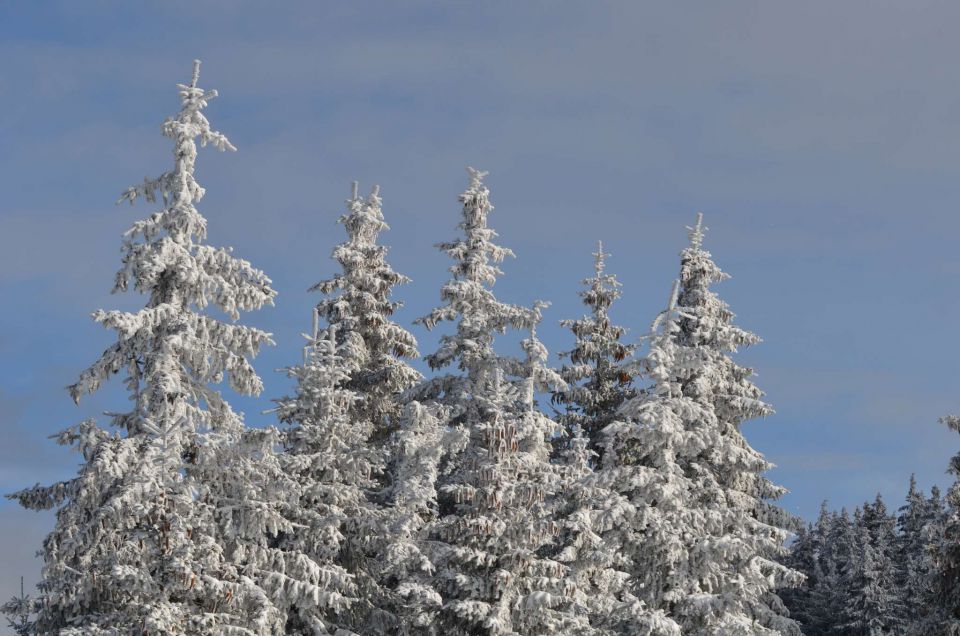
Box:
668, 280, 680, 311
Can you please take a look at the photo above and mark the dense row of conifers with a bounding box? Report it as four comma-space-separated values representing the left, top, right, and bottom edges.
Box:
4, 61, 960, 636
781, 476, 960, 635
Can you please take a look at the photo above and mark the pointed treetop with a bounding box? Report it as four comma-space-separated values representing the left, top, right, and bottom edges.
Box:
593, 240, 608, 276
466, 165, 490, 189
337, 181, 388, 244
173, 58, 225, 125
191, 59, 201, 88
687, 212, 706, 250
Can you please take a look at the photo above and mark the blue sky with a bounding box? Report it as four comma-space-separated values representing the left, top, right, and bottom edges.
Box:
3, 1, 960, 618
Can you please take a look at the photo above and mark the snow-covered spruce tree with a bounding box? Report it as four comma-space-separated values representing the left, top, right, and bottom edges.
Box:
663, 213, 801, 632
822, 507, 860, 636
786, 502, 859, 636
840, 504, 900, 636
809, 507, 846, 636
425, 362, 584, 635
311, 181, 422, 443
6, 61, 285, 634
516, 321, 678, 633
897, 476, 941, 632
906, 486, 947, 635
897, 476, 928, 616
552, 242, 636, 462
411, 167, 536, 406
600, 282, 740, 634
269, 182, 423, 633
271, 322, 389, 633
567, 282, 730, 635
865, 494, 902, 626
778, 506, 821, 632
2, 577, 33, 635
409, 168, 584, 634
842, 496, 901, 635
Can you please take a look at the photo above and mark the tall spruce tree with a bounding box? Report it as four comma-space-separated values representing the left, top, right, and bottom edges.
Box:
659, 213, 802, 632
675, 214, 793, 524
549, 248, 677, 634
410, 168, 584, 634
7, 61, 284, 634
521, 305, 666, 633
271, 182, 423, 633
311, 181, 422, 442
596, 281, 710, 635
553, 243, 636, 461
